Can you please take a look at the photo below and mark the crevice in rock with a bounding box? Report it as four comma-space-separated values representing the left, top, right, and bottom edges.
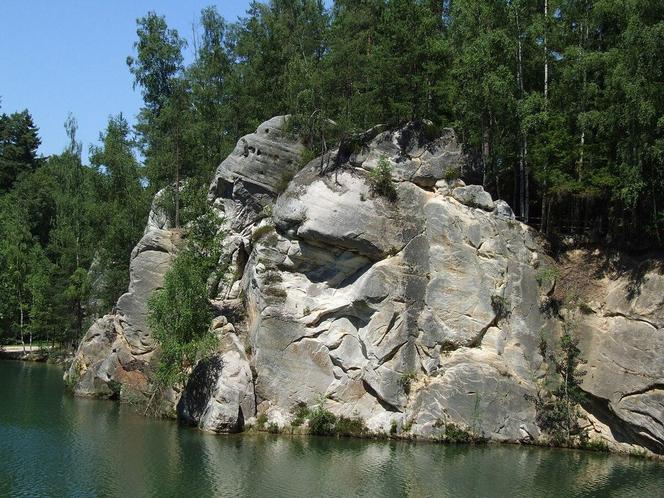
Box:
361, 379, 400, 413
619, 383, 664, 402
283, 329, 326, 351
377, 339, 409, 367
581, 390, 663, 454
604, 311, 659, 330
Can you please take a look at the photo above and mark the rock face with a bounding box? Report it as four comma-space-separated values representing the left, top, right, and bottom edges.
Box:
65, 194, 178, 404
560, 251, 664, 454
178, 333, 255, 432
68, 116, 664, 456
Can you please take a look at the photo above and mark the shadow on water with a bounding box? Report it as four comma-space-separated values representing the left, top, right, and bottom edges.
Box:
1, 361, 663, 498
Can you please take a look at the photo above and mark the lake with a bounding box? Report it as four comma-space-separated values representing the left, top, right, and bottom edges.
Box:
1, 360, 662, 497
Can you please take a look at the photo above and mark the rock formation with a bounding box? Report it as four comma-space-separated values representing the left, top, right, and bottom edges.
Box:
67, 116, 664, 456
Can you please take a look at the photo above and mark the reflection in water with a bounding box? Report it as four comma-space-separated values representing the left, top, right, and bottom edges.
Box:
1, 361, 662, 498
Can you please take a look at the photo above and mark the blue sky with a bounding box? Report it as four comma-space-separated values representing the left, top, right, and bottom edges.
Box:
0, 1, 254, 162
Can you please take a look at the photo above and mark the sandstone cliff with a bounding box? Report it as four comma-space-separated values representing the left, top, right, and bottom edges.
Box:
66, 116, 664, 456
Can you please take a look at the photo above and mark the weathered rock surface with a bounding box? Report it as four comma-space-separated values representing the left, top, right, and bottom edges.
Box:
68, 116, 664, 455
178, 333, 255, 433
567, 255, 664, 454
65, 195, 178, 405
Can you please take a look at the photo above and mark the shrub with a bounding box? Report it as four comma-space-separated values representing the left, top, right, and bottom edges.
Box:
443, 167, 461, 181
335, 416, 367, 437
256, 413, 268, 430
444, 423, 473, 443
291, 402, 311, 427
526, 326, 588, 447
536, 266, 560, 286
264, 286, 287, 301
267, 422, 281, 434
308, 405, 337, 436
368, 157, 397, 201
491, 295, 511, 321
148, 249, 219, 387
580, 438, 609, 452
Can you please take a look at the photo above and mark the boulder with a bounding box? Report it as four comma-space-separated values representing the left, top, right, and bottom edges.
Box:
178, 333, 255, 433
452, 185, 495, 211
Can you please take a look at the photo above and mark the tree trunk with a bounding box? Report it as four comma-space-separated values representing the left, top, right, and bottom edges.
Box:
20, 299, 25, 354
541, 0, 549, 232
175, 132, 181, 229
516, 8, 528, 222
481, 122, 490, 188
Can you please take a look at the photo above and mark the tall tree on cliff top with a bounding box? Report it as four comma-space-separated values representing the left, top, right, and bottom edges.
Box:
187, 6, 237, 172
127, 11, 187, 227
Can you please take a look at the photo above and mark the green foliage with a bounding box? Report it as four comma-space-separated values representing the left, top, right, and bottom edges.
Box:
580, 438, 609, 453
2, 0, 663, 363
308, 405, 338, 436
0, 109, 41, 193
334, 416, 367, 438
368, 157, 397, 201
264, 285, 287, 301
256, 413, 268, 430
443, 167, 461, 182
291, 402, 311, 427
536, 267, 560, 287
578, 302, 594, 315
267, 422, 281, 434
276, 170, 296, 194
527, 324, 588, 446
299, 147, 317, 168
148, 249, 218, 386
262, 270, 282, 286
147, 194, 224, 387
434, 419, 486, 444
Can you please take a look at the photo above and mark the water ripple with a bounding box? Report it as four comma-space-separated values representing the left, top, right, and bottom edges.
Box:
1, 361, 663, 498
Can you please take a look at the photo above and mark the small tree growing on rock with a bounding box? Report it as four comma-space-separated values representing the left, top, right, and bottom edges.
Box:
148, 185, 225, 388
528, 322, 587, 446
368, 157, 397, 202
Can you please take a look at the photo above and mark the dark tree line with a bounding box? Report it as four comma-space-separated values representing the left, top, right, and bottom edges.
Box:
127, 0, 663, 244
1, 0, 662, 348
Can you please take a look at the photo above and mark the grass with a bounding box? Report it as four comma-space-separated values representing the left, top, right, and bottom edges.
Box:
536, 266, 560, 286
276, 169, 296, 193
289, 403, 368, 438
433, 420, 486, 444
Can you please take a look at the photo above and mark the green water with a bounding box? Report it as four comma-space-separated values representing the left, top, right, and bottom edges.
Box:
1, 361, 662, 498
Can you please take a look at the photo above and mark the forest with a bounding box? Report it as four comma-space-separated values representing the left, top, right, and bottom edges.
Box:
1, 0, 662, 349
